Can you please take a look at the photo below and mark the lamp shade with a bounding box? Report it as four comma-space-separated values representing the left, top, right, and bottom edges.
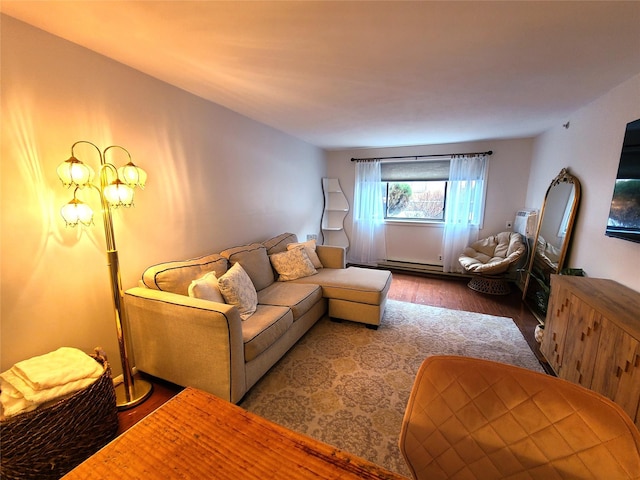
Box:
57, 156, 95, 188
103, 179, 135, 207
117, 162, 147, 189
60, 198, 94, 226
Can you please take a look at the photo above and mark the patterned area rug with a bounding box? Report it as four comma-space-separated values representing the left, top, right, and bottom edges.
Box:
240, 299, 544, 477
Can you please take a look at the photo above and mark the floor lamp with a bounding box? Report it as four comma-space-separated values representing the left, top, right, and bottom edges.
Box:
57, 140, 153, 409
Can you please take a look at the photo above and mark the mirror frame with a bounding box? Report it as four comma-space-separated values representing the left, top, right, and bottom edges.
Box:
522, 168, 581, 310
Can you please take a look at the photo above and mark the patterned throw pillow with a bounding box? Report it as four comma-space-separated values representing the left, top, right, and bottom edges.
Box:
187, 271, 225, 304
217, 263, 258, 320
286, 239, 323, 269
269, 246, 317, 281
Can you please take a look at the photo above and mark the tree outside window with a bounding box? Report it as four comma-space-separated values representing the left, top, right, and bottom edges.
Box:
385, 181, 446, 220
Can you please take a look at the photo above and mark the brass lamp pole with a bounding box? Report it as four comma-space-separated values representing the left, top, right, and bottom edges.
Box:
57, 140, 152, 409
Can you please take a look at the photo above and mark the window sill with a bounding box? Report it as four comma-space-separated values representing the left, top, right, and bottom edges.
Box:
384, 219, 444, 227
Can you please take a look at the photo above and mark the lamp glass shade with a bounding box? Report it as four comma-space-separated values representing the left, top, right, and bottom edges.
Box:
57, 157, 95, 188
104, 180, 135, 207
117, 163, 147, 189
61, 199, 94, 226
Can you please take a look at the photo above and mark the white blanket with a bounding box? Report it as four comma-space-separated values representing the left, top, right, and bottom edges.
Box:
0, 347, 103, 419
12, 347, 103, 390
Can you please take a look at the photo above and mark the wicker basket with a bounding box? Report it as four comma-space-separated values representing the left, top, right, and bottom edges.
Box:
0, 351, 119, 480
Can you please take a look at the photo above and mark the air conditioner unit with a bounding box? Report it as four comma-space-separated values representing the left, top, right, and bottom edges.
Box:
514, 210, 538, 238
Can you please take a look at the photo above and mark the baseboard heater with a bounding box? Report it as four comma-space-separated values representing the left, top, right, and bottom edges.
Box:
376, 259, 466, 277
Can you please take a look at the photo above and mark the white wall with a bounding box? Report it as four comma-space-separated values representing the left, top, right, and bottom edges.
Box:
326, 139, 534, 265
526, 73, 640, 291
0, 16, 325, 374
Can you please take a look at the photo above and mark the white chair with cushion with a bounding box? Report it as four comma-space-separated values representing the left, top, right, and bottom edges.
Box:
458, 231, 526, 295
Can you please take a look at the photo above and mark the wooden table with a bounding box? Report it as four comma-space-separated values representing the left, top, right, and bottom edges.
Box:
63, 387, 408, 479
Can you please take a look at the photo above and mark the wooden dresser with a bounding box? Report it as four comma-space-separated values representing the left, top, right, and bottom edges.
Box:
541, 275, 640, 428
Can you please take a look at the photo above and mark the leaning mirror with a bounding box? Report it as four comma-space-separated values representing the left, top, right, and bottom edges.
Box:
523, 168, 581, 320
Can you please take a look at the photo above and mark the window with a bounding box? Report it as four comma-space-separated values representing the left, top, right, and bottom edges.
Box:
385, 181, 446, 220
381, 160, 450, 222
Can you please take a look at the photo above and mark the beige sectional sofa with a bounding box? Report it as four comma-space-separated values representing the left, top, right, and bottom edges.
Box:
124, 233, 392, 403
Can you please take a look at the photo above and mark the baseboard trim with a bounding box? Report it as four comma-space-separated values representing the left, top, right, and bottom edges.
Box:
112, 366, 138, 386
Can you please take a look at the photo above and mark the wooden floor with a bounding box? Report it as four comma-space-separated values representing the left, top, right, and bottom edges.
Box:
116, 377, 184, 435
117, 271, 547, 433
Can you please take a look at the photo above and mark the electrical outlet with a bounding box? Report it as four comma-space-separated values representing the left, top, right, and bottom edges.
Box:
506, 221, 513, 229
438, 254, 442, 261
306, 234, 318, 241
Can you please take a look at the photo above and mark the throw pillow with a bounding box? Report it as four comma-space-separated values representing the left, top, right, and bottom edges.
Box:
217, 263, 258, 320
187, 271, 225, 304
286, 239, 323, 269
270, 246, 317, 281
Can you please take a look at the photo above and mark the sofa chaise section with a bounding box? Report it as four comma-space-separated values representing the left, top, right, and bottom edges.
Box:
292, 267, 392, 328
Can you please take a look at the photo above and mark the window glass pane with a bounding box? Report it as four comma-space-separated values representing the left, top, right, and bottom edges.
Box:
385, 181, 446, 220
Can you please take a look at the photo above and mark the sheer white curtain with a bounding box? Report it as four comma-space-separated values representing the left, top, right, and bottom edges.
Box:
348, 160, 387, 265
442, 154, 489, 273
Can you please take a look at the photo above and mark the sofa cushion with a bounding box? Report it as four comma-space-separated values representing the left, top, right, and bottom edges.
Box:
263, 232, 298, 255
292, 267, 392, 305
142, 253, 228, 296
269, 246, 317, 281
242, 305, 293, 362
220, 243, 274, 291
187, 271, 225, 303
257, 282, 323, 321
217, 263, 258, 321
287, 239, 323, 269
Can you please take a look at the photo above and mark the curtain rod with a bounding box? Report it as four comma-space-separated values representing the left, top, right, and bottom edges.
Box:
350, 150, 493, 162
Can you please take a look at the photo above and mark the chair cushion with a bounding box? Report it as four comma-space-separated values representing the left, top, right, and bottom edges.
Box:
399, 356, 640, 480
459, 232, 525, 275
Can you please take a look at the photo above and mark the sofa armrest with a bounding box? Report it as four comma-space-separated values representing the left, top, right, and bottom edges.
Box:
316, 245, 346, 269
124, 287, 246, 403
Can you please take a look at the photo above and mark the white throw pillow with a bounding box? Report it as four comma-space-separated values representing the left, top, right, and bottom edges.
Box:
188, 271, 225, 304
270, 246, 317, 281
287, 239, 323, 269
217, 263, 258, 320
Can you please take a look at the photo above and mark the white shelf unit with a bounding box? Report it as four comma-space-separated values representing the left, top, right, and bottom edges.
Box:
321, 178, 350, 249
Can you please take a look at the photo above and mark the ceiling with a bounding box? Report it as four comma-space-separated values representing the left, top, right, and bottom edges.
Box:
2, 1, 640, 150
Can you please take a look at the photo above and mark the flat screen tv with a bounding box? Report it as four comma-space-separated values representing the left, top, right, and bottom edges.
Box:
606, 118, 640, 244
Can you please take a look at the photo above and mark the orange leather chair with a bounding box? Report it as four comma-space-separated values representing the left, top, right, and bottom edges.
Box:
399, 356, 640, 479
